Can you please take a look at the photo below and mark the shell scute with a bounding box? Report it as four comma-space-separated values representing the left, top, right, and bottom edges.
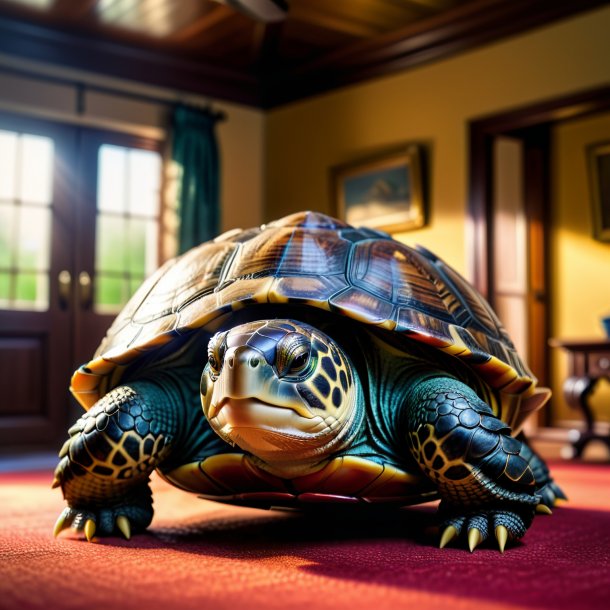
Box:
330, 287, 395, 326
131, 241, 235, 325
269, 275, 348, 308
275, 228, 350, 276
350, 240, 452, 322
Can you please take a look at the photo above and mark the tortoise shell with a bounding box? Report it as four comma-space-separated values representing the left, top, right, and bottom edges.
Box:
71, 211, 547, 426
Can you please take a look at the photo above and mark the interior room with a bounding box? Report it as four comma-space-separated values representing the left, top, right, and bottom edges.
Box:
1, 1, 610, 609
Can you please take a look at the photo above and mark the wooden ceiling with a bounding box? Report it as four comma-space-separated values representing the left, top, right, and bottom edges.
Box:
0, 0, 606, 108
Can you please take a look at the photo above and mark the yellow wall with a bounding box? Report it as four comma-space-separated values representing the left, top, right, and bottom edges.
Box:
551, 112, 610, 422
266, 5, 610, 277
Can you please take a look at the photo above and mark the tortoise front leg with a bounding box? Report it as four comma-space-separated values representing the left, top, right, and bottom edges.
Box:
53, 379, 181, 541
405, 375, 557, 552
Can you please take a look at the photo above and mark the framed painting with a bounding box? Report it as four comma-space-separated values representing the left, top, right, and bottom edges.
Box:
587, 141, 610, 241
332, 145, 425, 233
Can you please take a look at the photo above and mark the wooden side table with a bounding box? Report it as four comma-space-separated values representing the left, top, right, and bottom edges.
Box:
549, 338, 610, 458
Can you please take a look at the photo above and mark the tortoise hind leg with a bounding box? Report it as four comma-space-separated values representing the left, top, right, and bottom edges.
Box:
516, 433, 567, 509
405, 375, 551, 552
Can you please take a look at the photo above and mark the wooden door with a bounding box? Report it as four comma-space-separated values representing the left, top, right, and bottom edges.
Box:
0, 114, 164, 448
0, 113, 77, 446
490, 130, 549, 427
74, 130, 163, 367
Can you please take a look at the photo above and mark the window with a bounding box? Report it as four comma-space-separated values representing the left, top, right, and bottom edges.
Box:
94, 144, 162, 313
0, 130, 53, 311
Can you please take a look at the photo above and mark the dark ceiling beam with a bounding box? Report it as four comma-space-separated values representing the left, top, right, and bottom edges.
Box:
169, 4, 234, 43
264, 0, 610, 107
250, 20, 284, 69
52, 0, 99, 21
0, 16, 262, 106
289, 3, 382, 38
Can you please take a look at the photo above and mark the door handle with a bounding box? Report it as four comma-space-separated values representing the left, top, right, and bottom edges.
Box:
78, 271, 92, 309
58, 270, 72, 310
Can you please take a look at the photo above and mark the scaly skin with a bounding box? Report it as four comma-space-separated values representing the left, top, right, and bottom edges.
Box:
53, 369, 215, 540
404, 374, 559, 552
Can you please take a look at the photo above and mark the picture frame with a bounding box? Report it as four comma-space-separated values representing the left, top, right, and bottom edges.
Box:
332, 145, 425, 233
587, 141, 610, 242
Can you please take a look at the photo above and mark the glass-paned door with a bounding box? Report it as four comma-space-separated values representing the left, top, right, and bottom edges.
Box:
74, 130, 163, 371
95, 144, 161, 313
0, 114, 75, 446
0, 115, 164, 448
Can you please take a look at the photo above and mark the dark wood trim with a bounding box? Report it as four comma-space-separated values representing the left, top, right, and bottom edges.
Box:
468, 86, 610, 299
0, 16, 262, 107
0, 1, 607, 108
263, 0, 609, 107
169, 4, 234, 44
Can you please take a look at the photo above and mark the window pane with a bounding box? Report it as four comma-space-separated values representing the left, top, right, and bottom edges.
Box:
128, 149, 161, 217
0, 271, 10, 306
130, 274, 145, 295
0, 131, 18, 201
14, 271, 48, 310
98, 145, 127, 213
128, 218, 158, 276
94, 143, 161, 314
95, 274, 128, 314
19, 135, 54, 205
0, 204, 15, 268
17, 206, 51, 270
96, 215, 127, 273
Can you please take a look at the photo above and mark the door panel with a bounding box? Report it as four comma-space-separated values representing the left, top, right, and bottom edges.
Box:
0, 114, 164, 448
0, 113, 75, 446
74, 130, 162, 367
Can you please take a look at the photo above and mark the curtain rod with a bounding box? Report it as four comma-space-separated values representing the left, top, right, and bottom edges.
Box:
0, 63, 227, 122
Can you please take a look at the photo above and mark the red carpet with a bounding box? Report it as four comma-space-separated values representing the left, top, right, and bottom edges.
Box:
1, 461, 609, 610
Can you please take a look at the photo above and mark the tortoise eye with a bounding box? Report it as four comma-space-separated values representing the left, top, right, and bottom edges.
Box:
208, 354, 219, 372
277, 333, 311, 378
288, 350, 309, 375
207, 331, 227, 376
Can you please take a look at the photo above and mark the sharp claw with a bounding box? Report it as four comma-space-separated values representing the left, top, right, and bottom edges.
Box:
53, 513, 67, 538
84, 519, 96, 542
495, 525, 508, 553
536, 504, 553, 515
116, 515, 131, 540
468, 528, 483, 553
58, 438, 71, 458
439, 525, 458, 549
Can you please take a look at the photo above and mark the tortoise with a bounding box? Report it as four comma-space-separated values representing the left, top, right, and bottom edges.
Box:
53, 211, 564, 552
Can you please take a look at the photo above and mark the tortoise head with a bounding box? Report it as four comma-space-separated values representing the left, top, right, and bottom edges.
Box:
200, 319, 361, 476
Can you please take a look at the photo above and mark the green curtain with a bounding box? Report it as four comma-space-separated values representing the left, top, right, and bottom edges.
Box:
172, 105, 221, 254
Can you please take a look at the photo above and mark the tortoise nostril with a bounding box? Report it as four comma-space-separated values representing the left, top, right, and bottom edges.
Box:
227, 356, 235, 368
250, 357, 259, 368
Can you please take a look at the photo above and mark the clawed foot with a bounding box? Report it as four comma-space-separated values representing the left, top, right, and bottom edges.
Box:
53, 504, 152, 542
437, 505, 536, 553
536, 480, 567, 509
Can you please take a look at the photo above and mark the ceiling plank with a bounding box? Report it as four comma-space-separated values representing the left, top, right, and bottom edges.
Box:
250, 20, 284, 68
53, 0, 100, 21
168, 3, 234, 43
289, 3, 382, 38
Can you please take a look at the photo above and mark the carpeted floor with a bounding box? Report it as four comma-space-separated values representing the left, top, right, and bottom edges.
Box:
1, 461, 609, 610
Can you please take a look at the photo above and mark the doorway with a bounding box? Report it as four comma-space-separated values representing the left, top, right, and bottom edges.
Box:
0, 112, 163, 448
468, 86, 610, 427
